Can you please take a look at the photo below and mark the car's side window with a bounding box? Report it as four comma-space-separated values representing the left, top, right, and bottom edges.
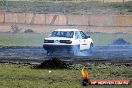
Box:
75, 31, 87, 39
80, 31, 87, 39
75, 31, 82, 39
51, 31, 57, 37
66, 31, 74, 38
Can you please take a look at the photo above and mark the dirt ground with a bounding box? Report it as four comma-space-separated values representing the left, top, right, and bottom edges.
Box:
0, 45, 132, 60
0, 24, 132, 33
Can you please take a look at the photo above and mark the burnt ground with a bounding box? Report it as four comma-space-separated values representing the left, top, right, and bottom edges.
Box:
0, 46, 46, 60
0, 45, 132, 63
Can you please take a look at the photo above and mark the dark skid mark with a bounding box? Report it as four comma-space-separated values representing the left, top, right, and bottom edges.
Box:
0, 45, 132, 61
47, 50, 92, 57
77, 50, 92, 57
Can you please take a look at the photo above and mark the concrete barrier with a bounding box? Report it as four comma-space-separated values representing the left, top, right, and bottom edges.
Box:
0, 12, 132, 27
0, 12, 132, 33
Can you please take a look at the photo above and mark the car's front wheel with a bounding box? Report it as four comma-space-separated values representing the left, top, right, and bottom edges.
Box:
90, 43, 93, 48
89, 43, 93, 53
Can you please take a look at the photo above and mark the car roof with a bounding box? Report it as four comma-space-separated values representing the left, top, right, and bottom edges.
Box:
54, 29, 80, 31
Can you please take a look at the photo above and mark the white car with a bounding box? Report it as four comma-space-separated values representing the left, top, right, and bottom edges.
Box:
43, 29, 93, 56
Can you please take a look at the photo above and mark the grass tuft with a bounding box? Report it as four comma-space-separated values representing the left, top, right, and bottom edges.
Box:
0, 63, 132, 88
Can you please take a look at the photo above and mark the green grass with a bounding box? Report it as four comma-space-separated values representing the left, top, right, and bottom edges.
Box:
0, 0, 132, 13
0, 1, 103, 12
108, 1, 132, 13
0, 63, 131, 88
89, 33, 132, 45
0, 33, 131, 46
0, 33, 48, 46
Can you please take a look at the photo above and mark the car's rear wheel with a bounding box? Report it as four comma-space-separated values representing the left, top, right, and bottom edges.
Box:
47, 50, 53, 56
47, 50, 50, 55
73, 46, 80, 56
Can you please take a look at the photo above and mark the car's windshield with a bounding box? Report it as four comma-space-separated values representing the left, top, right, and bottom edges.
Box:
50, 31, 74, 38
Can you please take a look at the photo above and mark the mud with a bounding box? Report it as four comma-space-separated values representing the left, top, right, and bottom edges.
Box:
32, 57, 71, 69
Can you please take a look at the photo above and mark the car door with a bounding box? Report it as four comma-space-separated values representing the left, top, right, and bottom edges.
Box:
80, 31, 90, 50
75, 31, 88, 51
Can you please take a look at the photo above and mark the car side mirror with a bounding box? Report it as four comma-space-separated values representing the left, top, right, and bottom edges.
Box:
86, 36, 90, 38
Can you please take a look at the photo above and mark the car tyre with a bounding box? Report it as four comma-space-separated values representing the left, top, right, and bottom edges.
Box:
73, 46, 79, 56
89, 43, 93, 53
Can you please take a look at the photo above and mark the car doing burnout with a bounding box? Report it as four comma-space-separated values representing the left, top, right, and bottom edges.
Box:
43, 29, 93, 56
